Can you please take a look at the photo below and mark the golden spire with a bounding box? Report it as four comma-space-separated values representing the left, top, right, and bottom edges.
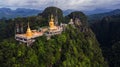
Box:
26, 22, 33, 38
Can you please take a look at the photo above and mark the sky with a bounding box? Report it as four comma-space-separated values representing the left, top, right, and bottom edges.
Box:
0, 0, 120, 11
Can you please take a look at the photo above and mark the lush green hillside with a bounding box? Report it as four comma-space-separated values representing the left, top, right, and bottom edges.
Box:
0, 25, 108, 67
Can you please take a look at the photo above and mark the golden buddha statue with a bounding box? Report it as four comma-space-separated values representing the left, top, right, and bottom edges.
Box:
49, 15, 57, 30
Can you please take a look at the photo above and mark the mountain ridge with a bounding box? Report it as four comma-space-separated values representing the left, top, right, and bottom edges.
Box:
88, 9, 120, 22
0, 8, 42, 19
0, 7, 118, 19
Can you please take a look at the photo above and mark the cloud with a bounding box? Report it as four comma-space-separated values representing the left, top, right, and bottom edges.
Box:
0, 0, 120, 10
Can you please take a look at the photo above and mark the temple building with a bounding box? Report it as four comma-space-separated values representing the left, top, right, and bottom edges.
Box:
15, 15, 64, 45
15, 14, 67, 45
15, 15, 84, 46
15, 23, 43, 46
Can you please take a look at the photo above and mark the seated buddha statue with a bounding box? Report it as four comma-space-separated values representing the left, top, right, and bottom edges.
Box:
49, 15, 57, 30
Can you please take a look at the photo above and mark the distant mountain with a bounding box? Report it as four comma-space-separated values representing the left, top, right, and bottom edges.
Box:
83, 8, 112, 15
88, 9, 120, 22
63, 8, 112, 16
0, 8, 42, 19
63, 9, 75, 16
0, 7, 119, 19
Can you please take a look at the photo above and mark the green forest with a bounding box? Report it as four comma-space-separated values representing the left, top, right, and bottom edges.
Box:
0, 6, 120, 67
90, 15, 120, 67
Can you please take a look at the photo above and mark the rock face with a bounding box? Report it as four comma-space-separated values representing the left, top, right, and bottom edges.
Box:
67, 11, 87, 22
90, 15, 120, 67
38, 6, 64, 23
